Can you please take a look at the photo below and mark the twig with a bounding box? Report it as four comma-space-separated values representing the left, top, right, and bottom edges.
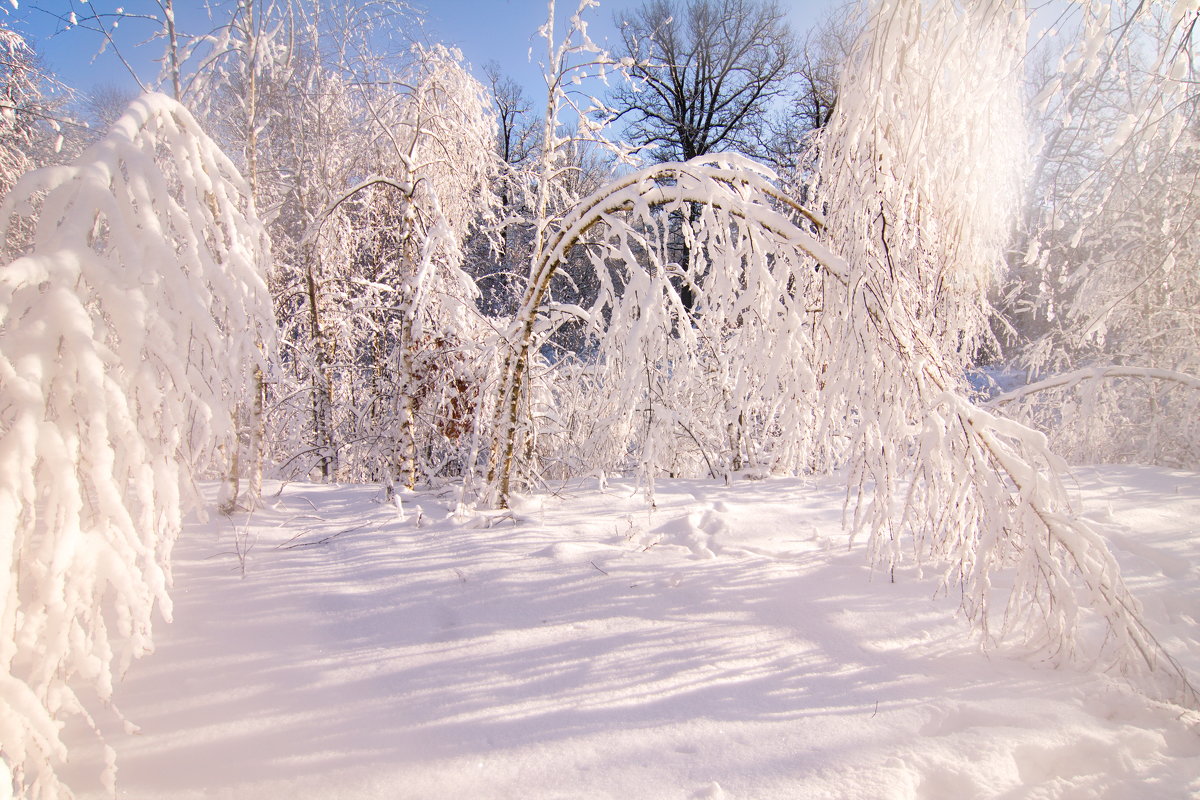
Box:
276, 523, 372, 550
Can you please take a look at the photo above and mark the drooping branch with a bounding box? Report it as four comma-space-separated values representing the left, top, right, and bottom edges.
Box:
811, 0, 1196, 708
302, 175, 415, 246
0, 93, 275, 799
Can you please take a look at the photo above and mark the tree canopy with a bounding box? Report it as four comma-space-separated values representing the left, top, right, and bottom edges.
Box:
610, 0, 799, 161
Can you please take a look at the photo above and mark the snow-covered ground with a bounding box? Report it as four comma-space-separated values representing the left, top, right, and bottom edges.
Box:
69, 466, 1200, 799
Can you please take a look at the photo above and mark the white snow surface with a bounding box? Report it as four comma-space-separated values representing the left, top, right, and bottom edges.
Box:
67, 466, 1200, 799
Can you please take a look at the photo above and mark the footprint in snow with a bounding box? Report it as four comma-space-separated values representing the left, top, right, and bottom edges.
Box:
643, 511, 722, 559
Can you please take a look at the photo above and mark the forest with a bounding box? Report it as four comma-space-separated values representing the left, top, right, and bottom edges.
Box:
1, 0, 1198, 797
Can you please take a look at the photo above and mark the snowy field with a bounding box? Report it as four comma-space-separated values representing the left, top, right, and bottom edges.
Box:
68, 466, 1200, 799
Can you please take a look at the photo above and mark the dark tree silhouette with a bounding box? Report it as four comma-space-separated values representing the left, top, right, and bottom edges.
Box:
611, 0, 799, 162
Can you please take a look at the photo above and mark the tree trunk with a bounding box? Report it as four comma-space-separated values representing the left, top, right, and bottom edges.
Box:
246, 366, 266, 505
217, 423, 240, 515
304, 248, 337, 480
396, 314, 418, 491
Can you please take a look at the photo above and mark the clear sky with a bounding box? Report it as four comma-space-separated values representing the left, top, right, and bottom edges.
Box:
8, 0, 835, 104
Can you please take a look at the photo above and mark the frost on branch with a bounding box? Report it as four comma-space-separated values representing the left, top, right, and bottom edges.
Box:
814, 0, 1196, 705
0, 93, 275, 798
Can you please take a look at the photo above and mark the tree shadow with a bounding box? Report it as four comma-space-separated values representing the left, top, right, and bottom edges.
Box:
65, 477, 1194, 797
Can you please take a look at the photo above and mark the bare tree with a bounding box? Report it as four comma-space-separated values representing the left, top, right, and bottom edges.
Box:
79, 82, 138, 135
610, 0, 799, 162
763, 6, 855, 176
485, 62, 538, 179
792, 11, 850, 134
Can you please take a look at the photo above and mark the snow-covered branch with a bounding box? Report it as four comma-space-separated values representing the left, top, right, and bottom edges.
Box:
988, 366, 1200, 409
0, 93, 275, 799
486, 152, 830, 505
814, 0, 1196, 707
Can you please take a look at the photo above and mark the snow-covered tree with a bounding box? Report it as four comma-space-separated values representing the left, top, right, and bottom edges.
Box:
478, 9, 842, 499
0, 24, 41, 198
0, 22, 73, 256
0, 94, 274, 798
313, 44, 498, 493
514, 154, 831, 496
1000, 0, 1200, 467
483, 0, 647, 504
245, 49, 358, 485
813, 0, 1195, 705
179, 0, 404, 486
488, 0, 1196, 709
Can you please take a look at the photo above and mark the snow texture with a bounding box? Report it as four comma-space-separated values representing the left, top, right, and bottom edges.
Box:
61, 466, 1200, 799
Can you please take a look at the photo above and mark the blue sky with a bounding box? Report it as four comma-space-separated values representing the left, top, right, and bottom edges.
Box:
10, 0, 834, 103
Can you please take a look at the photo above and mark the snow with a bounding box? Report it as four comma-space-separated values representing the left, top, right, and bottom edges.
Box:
65, 466, 1200, 799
